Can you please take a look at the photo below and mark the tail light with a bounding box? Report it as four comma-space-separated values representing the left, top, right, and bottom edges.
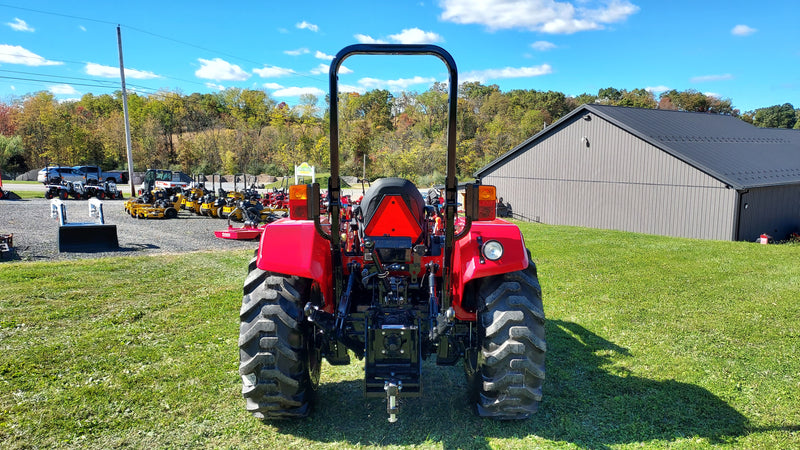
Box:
289, 184, 320, 220
465, 184, 497, 221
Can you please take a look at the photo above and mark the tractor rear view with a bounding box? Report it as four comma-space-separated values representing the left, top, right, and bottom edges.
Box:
238, 44, 546, 422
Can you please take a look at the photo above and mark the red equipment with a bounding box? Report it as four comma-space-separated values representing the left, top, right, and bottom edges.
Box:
238, 44, 545, 423
214, 223, 266, 240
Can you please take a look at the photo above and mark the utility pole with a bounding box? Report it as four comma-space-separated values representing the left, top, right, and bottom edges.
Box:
117, 25, 135, 197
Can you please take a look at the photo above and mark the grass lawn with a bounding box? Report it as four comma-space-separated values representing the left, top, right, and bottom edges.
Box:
1, 224, 798, 449
2, 190, 43, 199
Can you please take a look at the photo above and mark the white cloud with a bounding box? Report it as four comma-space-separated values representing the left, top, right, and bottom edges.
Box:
7, 18, 34, 32
355, 34, 388, 44
79, 25, 87, 32
195, 58, 250, 81
311, 63, 352, 75
285, 48, 310, 56
263, 82, 284, 90
205, 82, 226, 91
273, 86, 325, 97
355, 28, 442, 45
49, 84, 78, 95
85, 62, 159, 79
704, 92, 721, 98
315, 50, 334, 61
296, 21, 319, 32
531, 40, 557, 51
462, 64, 553, 82
731, 24, 756, 36
440, 0, 639, 34
645, 85, 670, 94
0, 44, 62, 66
690, 73, 733, 83
339, 84, 366, 94
253, 65, 295, 78
310, 64, 329, 75
359, 76, 438, 90
388, 28, 444, 44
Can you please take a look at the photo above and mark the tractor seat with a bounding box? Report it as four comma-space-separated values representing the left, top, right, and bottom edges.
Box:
359, 178, 425, 240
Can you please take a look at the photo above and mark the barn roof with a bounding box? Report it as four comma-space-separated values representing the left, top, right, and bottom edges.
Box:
475, 104, 800, 190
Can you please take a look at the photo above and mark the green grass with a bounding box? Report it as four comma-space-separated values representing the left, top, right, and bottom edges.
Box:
2, 180, 40, 185
1, 225, 799, 449
2, 190, 43, 199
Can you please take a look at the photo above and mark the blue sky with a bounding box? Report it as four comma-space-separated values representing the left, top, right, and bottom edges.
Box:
0, 0, 797, 113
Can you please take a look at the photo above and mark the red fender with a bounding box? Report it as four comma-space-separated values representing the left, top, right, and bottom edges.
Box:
450, 219, 529, 320
256, 218, 334, 312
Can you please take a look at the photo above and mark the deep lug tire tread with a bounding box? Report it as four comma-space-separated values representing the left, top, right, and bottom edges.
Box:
470, 262, 546, 420
239, 257, 318, 419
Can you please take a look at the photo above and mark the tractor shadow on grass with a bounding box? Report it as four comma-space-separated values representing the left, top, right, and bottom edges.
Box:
272, 320, 748, 449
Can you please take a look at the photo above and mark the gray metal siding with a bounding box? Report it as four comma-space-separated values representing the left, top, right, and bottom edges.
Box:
482, 113, 739, 240
737, 185, 800, 241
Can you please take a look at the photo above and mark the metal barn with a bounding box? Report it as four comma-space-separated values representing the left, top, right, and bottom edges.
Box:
475, 104, 800, 241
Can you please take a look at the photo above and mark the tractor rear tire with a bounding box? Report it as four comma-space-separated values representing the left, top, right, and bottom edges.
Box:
465, 260, 546, 419
239, 259, 321, 419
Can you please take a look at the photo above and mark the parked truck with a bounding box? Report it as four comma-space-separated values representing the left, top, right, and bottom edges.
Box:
38, 165, 128, 184
72, 166, 128, 184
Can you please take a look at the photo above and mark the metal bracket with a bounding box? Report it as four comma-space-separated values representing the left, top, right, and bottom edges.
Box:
384, 380, 402, 423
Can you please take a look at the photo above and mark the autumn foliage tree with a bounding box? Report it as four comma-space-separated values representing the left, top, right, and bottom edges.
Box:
0, 84, 794, 182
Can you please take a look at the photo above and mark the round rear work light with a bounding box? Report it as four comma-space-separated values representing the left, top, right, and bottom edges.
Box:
482, 240, 504, 261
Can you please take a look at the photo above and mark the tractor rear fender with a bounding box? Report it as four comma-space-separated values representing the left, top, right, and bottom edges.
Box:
451, 219, 529, 320
256, 218, 334, 312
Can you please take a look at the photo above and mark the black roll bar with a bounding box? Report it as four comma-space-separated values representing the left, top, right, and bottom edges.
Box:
327, 44, 459, 311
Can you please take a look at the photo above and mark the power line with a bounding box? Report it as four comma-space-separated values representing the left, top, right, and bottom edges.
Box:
0, 3, 117, 25
0, 2, 326, 84
0, 75, 128, 91
0, 68, 121, 87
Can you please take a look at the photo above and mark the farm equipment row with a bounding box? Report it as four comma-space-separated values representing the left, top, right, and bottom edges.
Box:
45, 179, 124, 201
122, 171, 290, 237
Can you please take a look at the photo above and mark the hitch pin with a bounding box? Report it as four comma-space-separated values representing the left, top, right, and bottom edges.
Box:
384, 380, 402, 423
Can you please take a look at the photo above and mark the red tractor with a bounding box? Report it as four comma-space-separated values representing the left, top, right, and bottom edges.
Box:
238, 44, 545, 422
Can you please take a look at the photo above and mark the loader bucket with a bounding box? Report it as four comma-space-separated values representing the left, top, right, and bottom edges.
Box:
58, 224, 119, 252
51, 198, 119, 252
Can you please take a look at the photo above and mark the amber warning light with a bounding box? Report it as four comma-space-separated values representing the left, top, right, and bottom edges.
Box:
289, 184, 309, 220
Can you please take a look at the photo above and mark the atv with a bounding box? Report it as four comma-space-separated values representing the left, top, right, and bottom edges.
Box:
44, 180, 89, 200
238, 44, 546, 423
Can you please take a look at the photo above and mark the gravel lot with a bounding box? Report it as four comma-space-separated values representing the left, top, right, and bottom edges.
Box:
0, 197, 260, 262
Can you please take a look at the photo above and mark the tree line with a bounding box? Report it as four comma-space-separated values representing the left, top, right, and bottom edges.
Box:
0, 84, 798, 184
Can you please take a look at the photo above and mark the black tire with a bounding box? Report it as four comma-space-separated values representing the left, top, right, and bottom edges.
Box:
239, 259, 321, 419
45, 190, 53, 200
164, 207, 177, 219
465, 260, 546, 419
